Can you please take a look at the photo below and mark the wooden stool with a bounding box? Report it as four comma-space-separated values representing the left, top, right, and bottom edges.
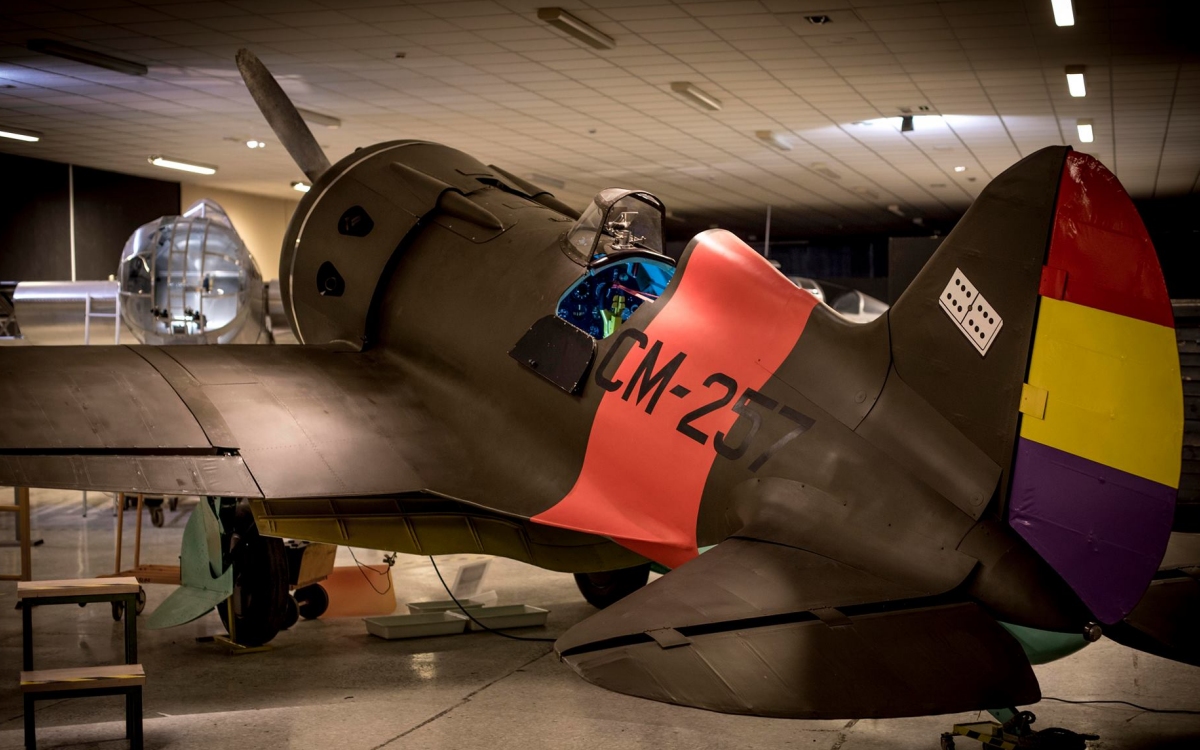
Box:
17, 578, 145, 749
21, 665, 145, 750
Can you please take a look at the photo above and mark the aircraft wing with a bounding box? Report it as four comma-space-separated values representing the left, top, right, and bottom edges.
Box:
0, 345, 427, 498
556, 537, 1039, 719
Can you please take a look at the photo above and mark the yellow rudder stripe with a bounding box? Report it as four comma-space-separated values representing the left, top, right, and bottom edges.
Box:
1019, 297, 1182, 488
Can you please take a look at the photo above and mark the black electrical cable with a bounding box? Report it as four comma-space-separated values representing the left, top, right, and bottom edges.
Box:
348, 547, 393, 596
429, 556, 557, 643
1043, 696, 1200, 715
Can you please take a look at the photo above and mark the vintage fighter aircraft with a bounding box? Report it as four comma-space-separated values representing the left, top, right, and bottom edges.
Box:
0, 49, 1196, 719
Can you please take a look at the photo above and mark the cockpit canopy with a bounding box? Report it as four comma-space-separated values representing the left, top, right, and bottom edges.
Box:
564, 188, 666, 265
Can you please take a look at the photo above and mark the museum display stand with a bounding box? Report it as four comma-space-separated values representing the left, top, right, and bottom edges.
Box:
0, 487, 33, 582
102, 493, 180, 620
17, 577, 145, 749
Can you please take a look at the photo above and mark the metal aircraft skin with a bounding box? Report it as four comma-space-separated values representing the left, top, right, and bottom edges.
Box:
0, 49, 1196, 720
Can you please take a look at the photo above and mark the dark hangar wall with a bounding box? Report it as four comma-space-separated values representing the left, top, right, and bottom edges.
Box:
0, 152, 70, 281
0, 152, 180, 283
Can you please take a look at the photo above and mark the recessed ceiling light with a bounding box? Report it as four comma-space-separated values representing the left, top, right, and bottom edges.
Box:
148, 156, 217, 175
537, 7, 615, 50
670, 82, 722, 111
805, 14, 832, 25
1065, 65, 1086, 97
1051, 0, 1075, 26
246, 139, 266, 149
756, 130, 792, 151
292, 181, 311, 193
27, 39, 147, 76
296, 108, 341, 129
1077, 118, 1094, 143
954, 165, 967, 172
0, 125, 42, 142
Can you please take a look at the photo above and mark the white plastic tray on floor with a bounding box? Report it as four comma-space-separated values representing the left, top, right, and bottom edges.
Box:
364, 611, 468, 640
464, 605, 549, 632
405, 597, 488, 614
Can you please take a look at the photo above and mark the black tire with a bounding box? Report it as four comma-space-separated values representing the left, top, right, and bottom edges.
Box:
574, 563, 651, 609
281, 596, 300, 630
135, 587, 147, 615
216, 501, 290, 647
111, 601, 124, 621
294, 583, 329, 620
150, 506, 164, 527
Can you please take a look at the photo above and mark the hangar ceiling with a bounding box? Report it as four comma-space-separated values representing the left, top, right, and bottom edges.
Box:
0, 0, 1196, 238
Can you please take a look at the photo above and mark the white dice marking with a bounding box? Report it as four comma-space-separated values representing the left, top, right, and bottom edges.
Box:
940, 268, 1003, 356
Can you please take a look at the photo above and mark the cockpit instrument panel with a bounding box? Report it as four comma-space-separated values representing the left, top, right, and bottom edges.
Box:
556, 257, 675, 339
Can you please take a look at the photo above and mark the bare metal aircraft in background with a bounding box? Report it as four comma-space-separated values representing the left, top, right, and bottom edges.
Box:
0, 49, 1195, 720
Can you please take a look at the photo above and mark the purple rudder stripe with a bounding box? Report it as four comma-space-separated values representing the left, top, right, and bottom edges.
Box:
1009, 438, 1175, 624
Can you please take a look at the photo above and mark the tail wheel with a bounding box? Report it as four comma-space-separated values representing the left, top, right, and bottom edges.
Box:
216, 501, 290, 647
294, 583, 329, 620
574, 563, 651, 609
281, 596, 300, 630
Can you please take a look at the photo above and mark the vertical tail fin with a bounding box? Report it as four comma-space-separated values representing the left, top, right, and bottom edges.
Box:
888, 146, 1182, 624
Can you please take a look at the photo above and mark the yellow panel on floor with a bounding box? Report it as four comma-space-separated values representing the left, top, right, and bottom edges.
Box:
1020, 297, 1182, 488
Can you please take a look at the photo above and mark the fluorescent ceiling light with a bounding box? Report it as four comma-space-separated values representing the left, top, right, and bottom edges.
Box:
1077, 118, 1094, 143
537, 7, 615, 50
292, 181, 311, 193
246, 140, 266, 149
27, 39, 146, 76
954, 165, 967, 172
756, 130, 792, 151
1066, 66, 1086, 97
296, 108, 340, 129
670, 82, 722, 111
811, 162, 841, 179
0, 125, 42, 142
148, 156, 217, 175
1051, 0, 1075, 26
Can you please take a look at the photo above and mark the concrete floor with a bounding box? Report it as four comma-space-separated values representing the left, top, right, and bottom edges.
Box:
1, 489, 1198, 750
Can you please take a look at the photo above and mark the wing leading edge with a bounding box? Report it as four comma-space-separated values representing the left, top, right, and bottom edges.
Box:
0, 345, 426, 498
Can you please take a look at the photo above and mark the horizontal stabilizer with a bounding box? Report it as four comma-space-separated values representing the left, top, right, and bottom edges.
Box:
557, 538, 1038, 719
1106, 532, 1200, 666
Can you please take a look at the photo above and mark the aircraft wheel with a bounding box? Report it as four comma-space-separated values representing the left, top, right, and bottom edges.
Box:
150, 506, 164, 527
574, 563, 651, 609
216, 501, 290, 647
111, 588, 147, 619
281, 596, 300, 630
294, 583, 329, 620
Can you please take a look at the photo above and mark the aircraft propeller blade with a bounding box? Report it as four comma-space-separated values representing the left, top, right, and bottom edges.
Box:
235, 48, 331, 183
